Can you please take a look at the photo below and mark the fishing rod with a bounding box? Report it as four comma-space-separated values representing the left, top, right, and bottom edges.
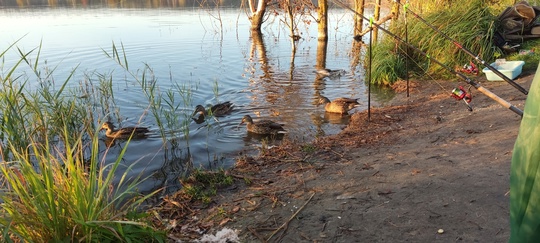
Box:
332, 0, 524, 117
394, 0, 529, 95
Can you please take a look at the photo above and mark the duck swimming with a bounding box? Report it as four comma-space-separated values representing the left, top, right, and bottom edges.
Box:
318, 96, 360, 115
100, 121, 150, 139
314, 68, 346, 78
239, 115, 286, 135
192, 101, 234, 118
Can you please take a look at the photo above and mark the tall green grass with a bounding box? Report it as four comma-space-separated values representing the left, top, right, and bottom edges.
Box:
369, 0, 498, 84
367, 41, 407, 86
0, 42, 166, 242
0, 128, 165, 242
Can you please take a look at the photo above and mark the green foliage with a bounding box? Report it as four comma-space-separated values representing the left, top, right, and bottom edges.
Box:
0, 109, 166, 242
191, 169, 233, 186
370, 0, 498, 84
367, 42, 407, 85
181, 169, 233, 204
301, 143, 317, 153
0, 41, 166, 242
506, 39, 540, 72
243, 177, 252, 185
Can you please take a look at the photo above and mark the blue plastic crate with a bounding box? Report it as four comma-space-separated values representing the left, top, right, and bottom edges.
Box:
482, 61, 525, 81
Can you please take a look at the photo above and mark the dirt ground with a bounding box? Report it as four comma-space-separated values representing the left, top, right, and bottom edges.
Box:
156, 71, 533, 242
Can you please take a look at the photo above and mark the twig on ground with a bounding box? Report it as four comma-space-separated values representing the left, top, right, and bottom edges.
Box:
229, 173, 257, 181
387, 221, 400, 227
248, 227, 267, 242
299, 231, 311, 240
329, 149, 344, 158
285, 151, 303, 161
266, 192, 316, 242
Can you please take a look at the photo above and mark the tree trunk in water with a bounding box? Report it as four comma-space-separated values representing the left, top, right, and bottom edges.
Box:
314, 39, 328, 98
354, 0, 365, 37
250, 30, 270, 78
286, 0, 297, 53
249, 0, 267, 32
352, 0, 365, 72
317, 0, 328, 41
316, 39, 328, 70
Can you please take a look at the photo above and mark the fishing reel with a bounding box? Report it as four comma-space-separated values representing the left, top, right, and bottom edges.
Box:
458, 61, 479, 75
451, 86, 473, 112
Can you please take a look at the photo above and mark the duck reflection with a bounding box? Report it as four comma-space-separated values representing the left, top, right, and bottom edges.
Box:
244, 131, 285, 141
242, 131, 285, 148
310, 112, 351, 138
153, 140, 194, 196
324, 112, 351, 124
310, 112, 351, 126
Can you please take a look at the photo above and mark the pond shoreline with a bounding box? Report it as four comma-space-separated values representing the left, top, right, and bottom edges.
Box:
154, 72, 531, 242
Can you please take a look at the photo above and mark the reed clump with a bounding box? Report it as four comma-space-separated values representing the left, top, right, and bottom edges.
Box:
369, 0, 498, 85
0, 43, 166, 242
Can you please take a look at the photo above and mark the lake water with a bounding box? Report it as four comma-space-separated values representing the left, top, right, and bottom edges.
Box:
0, 2, 393, 195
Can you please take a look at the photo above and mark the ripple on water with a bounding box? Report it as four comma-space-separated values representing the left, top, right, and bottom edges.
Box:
2, 7, 388, 196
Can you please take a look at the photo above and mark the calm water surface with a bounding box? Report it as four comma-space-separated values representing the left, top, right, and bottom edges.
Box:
0, 5, 393, 194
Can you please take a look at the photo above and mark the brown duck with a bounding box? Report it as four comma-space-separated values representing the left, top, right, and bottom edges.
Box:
100, 121, 150, 139
240, 115, 286, 135
318, 96, 360, 114
192, 101, 234, 118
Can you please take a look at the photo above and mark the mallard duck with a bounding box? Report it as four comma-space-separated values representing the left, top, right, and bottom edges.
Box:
192, 101, 234, 117
318, 96, 360, 114
192, 115, 206, 124
240, 115, 286, 135
315, 68, 346, 78
100, 121, 150, 139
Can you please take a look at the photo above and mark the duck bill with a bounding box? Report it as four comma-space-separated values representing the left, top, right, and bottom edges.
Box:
236, 121, 244, 130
